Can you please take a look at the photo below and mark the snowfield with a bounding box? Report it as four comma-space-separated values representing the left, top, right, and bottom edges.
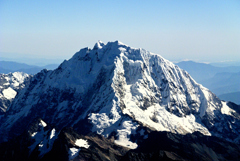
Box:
2, 87, 17, 99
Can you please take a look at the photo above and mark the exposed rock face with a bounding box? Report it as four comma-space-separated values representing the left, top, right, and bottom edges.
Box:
0, 119, 239, 161
0, 41, 240, 152
122, 131, 240, 161
0, 119, 129, 161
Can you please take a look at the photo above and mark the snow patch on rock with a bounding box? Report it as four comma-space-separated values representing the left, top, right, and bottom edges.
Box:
75, 139, 90, 149
50, 128, 56, 139
2, 87, 17, 99
221, 101, 234, 116
29, 120, 58, 157
40, 120, 47, 127
68, 147, 80, 160
114, 120, 138, 149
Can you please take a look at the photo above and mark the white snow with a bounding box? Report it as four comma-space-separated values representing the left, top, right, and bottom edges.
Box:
114, 120, 138, 149
75, 139, 90, 148
12, 72, 28, 83
93, 40, 105, 49
221, 101, 234, 116
50, 128, 56, 139
28, 125, 47, 153
88, 99, 122, 137
3, 82, 10, 86
67, 138, 89, 160
29, 125, 59, 157
40, 120, 47, 127
31, 132, 37, 137
2, 72, 29, 89
123, 103, 211, 136
39, 141, 44, 147
2, 87, 17, 99
4, 76, 9, 81
37, 129, 58, 156
68, 147, 80, 160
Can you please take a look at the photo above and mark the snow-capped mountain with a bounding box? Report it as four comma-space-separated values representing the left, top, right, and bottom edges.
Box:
0, 72, 31, 113
0, 41, 240, 150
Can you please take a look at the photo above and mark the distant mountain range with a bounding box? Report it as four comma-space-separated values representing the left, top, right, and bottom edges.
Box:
0, 61, 59, 74
210, 61, 240, 67
219, 92, 240, 105
177, 61, 240, 105
176, 61, 240, 82
0, 53, 64, 66
201, 71, 240, 95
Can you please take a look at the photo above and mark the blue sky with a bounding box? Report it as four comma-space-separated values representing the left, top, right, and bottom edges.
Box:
0, 0, 240, 64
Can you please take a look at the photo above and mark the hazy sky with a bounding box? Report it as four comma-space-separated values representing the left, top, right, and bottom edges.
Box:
1, 0, 240, 63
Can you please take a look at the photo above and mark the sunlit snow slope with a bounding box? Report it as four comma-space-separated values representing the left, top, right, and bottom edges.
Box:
1, 41, 240, 148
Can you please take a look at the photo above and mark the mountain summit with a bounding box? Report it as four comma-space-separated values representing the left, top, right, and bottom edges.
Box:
1, 41, 240, 150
